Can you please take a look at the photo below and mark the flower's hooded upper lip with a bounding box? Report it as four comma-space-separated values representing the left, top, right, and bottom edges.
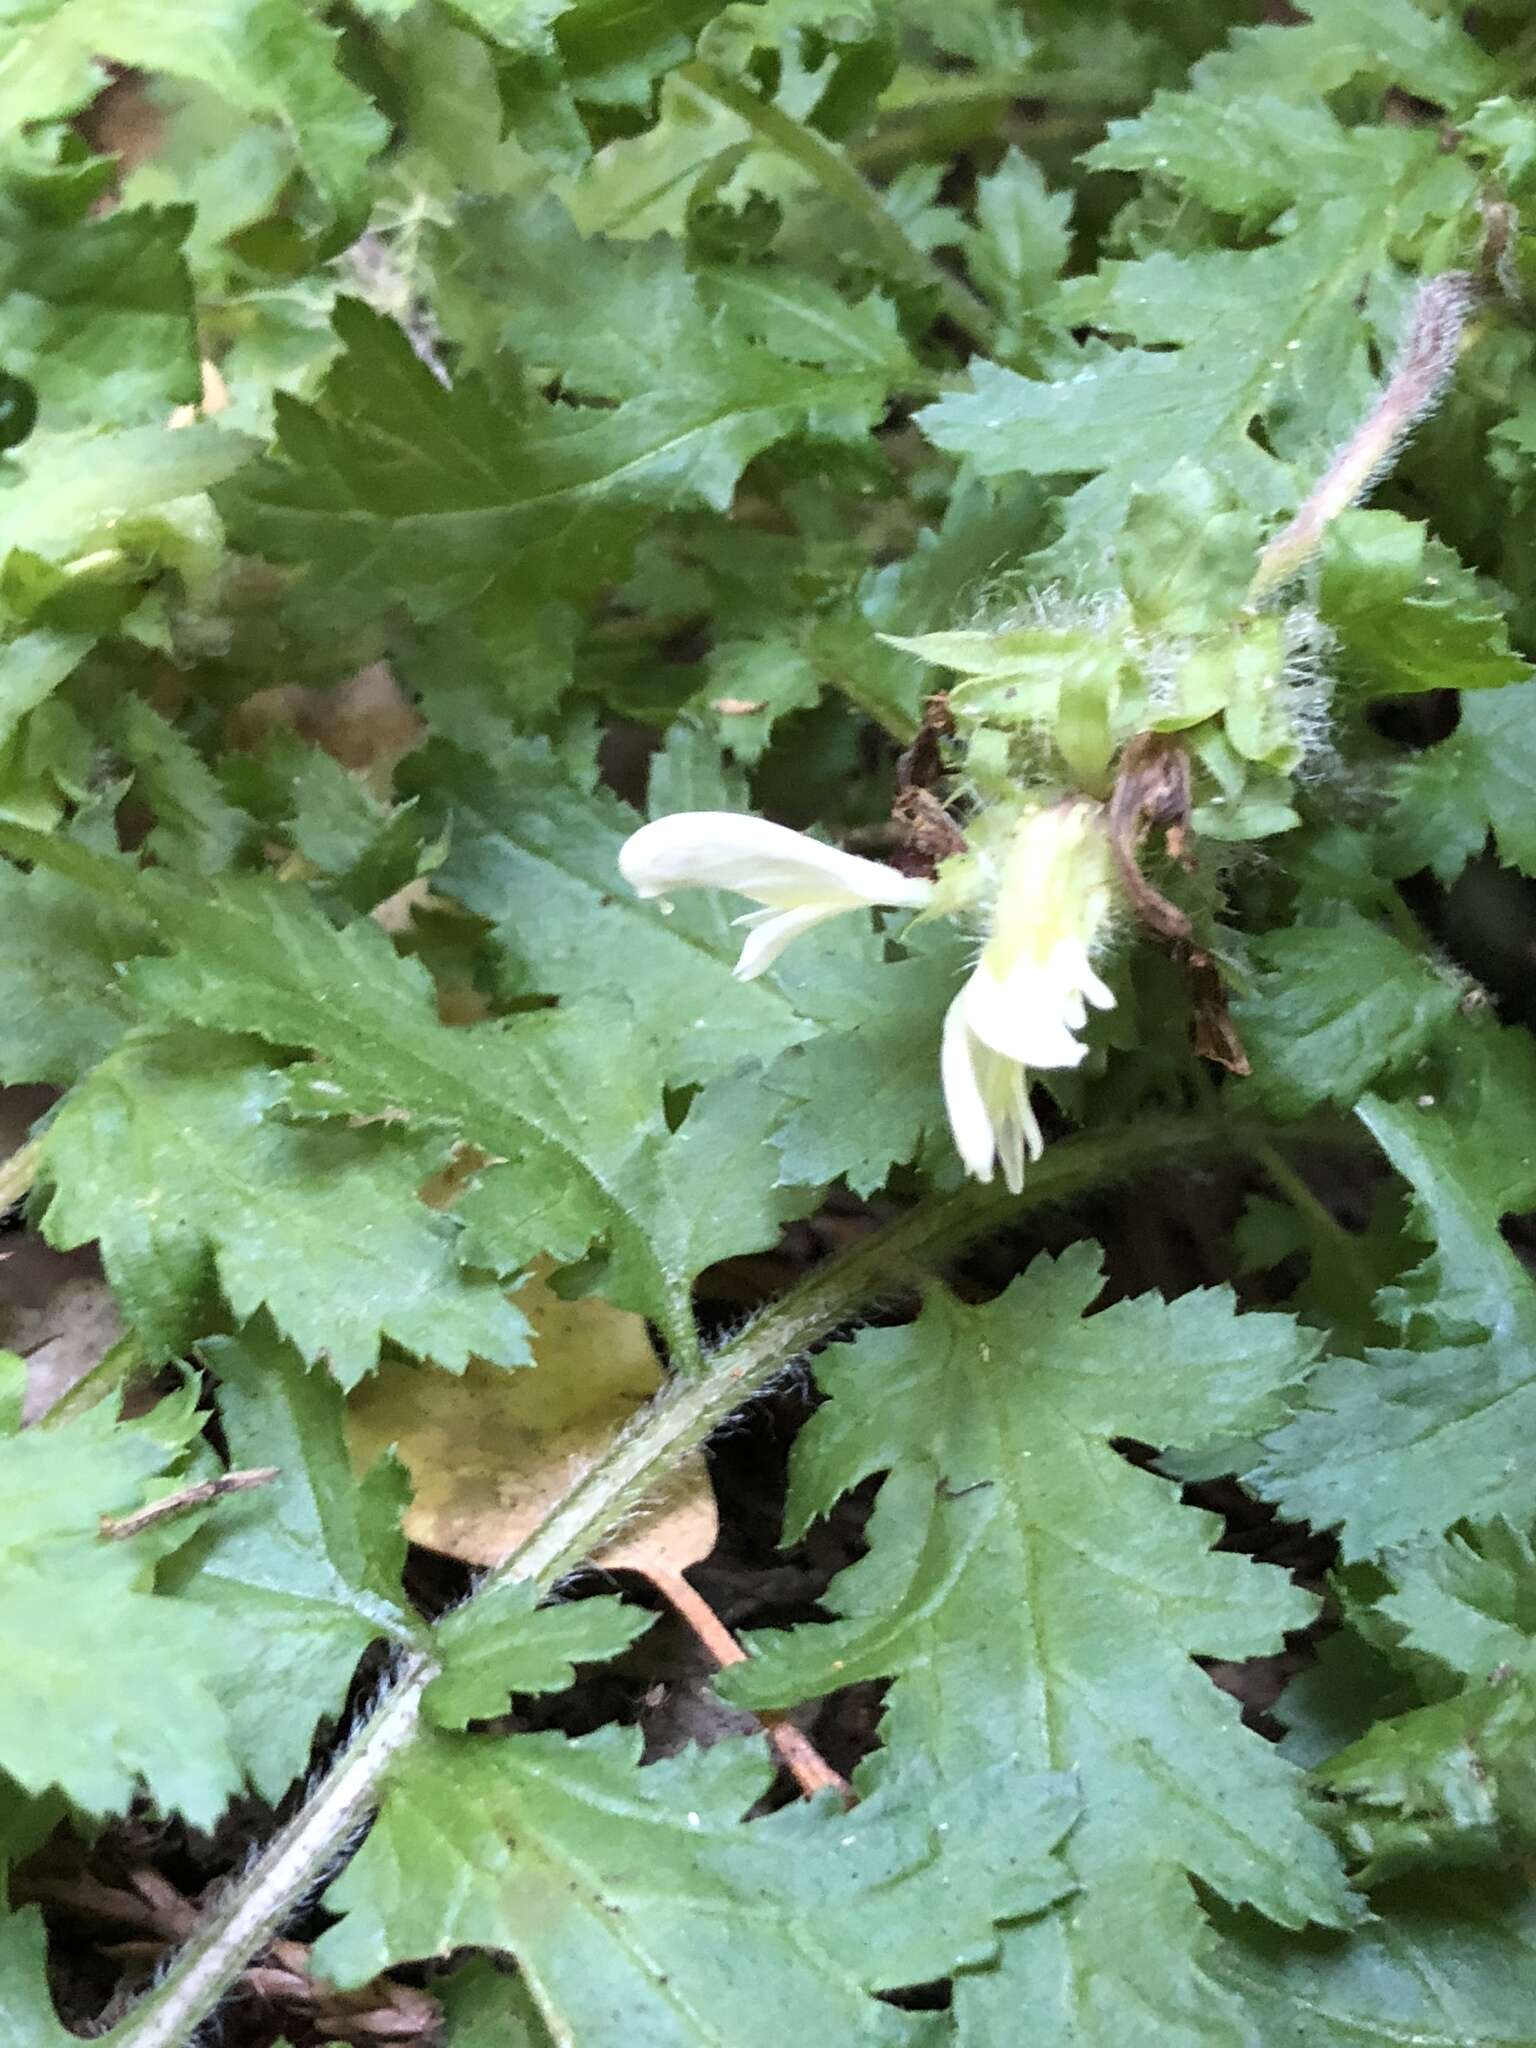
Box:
619, 812, 934, 912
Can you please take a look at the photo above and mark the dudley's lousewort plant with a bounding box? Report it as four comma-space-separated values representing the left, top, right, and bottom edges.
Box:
3, 4, 1536, 2044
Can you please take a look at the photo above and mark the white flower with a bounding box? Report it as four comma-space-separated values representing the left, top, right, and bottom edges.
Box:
940, 802, 1116, 1190
621, 799, 1117, 1193
619, 811, 933, 980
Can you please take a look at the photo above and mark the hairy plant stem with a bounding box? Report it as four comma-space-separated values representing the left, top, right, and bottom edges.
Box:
1247, 271, 1474, 604
100, 1656, 434, 2048
102, 1106, 1283, 2048
854, 98, 1117, 175
678, 60, 998, 353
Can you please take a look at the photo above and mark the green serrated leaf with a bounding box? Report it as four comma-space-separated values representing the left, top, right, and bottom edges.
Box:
965, 145, 1072, 344
0, 0, 387, 215
110, 695, 250, 874
4, 0, 1533, 2026
1306, 1518, 1536, 1880
0, 151, 198, 427
659, 1061, 827, 1278
1319, 511, 1532, 698
1313, 1672, 1536, 1883
703, 269, 913, 376
1273, 1626, 1419, 1773
1235, 1185, 1411, 1353
443, 196, 915, 393
725, 1257, 1355, 2046
568, 70, 749, 239
0, 419, 254, 569
33, 849, 814, 1361
226, 733, 442, 912
0, 632, 93, 753
1193, 0, 1495, 114
1363, 1027, 1536, 1346
883, 621, 1131, 768
424, 1583, 652, 1727
417, 733, 862, 1086
1380, 1519, 1536, 1682
1254, 1029, 1536, 1557
918, 209, 1388, 560
432, 0, 590, 173
1235, 911, 1464, 1117
1386, 679, 1536, 884
698, 632, 822, 759
556, 0, 716, 105
765, 918, 970, 1194
0, 858, 137, 1085
314, 1721, 1073, 2036
38, 1027, 531, 1384
221, 295, 891, 622
118, 78, 298, 267
1463, 95, 1536, 196
697, 0, 895, 125
1118, 463, 1260, 637
1088, 90, 1384, 224
162, 1323, 421, 1799
1213, 1874, 1536, 2045
0, 1385, 241, 1823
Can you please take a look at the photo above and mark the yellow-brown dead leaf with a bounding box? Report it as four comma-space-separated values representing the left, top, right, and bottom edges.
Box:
344, 1265, 717, 1575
